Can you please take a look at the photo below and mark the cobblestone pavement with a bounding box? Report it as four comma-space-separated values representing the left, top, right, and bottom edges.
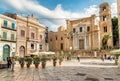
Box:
0, 59, 120, 81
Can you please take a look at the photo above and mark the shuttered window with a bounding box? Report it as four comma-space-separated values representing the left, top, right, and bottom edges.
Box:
11, 34, 14, 41
21, 30, 25, 37
4, 20, 7, 27
12, 23, 15, 30
3, 32, 7, 39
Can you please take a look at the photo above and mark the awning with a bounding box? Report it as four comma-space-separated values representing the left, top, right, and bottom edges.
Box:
110, 49, 120, 54
30, 52, 40, 55
30, 51, 55, 55
39, 51, 55, 55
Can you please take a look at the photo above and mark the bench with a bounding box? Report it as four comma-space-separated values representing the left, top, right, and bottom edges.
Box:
0, 62, 7, 69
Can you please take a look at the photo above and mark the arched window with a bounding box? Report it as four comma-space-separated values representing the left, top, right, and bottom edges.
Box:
21, 30, 25, 37
103, 15, 107, 21
103, 6, 106, 11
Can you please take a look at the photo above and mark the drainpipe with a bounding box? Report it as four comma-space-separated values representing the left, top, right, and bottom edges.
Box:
26, 15, 29, 56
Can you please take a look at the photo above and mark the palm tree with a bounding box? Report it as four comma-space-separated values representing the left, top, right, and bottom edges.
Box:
102, 34, 111, 49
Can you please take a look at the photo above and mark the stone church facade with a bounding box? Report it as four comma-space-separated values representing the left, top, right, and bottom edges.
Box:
48, 2, 113, 52
66, 2, 113, 51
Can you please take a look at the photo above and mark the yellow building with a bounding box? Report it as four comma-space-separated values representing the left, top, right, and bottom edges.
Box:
66, 14, 100, 51
48, 2, 113, 54
66, 2, 113, 52
48, 26, 69, 51
4, 13, 47, 57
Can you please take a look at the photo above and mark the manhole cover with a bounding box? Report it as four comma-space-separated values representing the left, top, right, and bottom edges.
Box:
104, 78, 113, 80
85, 77, 99, 81
75, 73, 86, 76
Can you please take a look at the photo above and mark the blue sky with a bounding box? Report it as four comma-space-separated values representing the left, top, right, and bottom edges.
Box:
38, 0, 115, 12
0, 0, 117, 31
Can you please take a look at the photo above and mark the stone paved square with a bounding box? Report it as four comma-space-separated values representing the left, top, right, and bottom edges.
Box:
0, 59, 120, 81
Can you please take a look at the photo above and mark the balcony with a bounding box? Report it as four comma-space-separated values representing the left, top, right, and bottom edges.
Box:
27, 37, 39, 42
1, 24, 17, 31
0, 37, 16, 43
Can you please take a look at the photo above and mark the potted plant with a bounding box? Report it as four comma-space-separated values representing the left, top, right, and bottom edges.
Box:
18, 57, 25, 68
25, 57, 32, 68
41, 55, 47, 69
33, 56, 40, 68
59, 56, 63, 65
52, 56, 57, 67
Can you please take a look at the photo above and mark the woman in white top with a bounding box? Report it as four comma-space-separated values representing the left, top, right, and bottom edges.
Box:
11, 57, 15, 71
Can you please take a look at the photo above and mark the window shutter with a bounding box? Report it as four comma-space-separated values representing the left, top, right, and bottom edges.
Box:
11, 34, 14, 41
3, 32, 7, 39
4, 20, 7, 27
12, 23, 15, 30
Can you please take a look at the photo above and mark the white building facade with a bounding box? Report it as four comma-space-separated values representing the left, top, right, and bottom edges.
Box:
0, 14, 17, 61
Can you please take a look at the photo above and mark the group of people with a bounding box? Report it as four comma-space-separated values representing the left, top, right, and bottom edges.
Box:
7, 57, 15, 71
101, 54, 115, 61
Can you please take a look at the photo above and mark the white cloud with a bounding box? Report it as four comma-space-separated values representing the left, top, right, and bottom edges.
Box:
0, 0, 117, 31
111, 2, 117, 17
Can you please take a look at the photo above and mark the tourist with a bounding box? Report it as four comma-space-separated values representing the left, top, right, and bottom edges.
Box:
11, 57, 15, 71
104, 54, 107, 59
7, 57, 12, 69
101, 55, 105, 61
77, 55, 80, 62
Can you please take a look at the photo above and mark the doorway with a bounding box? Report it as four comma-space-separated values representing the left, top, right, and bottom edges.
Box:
3, 44, 10, 61
19, 46, 25, 57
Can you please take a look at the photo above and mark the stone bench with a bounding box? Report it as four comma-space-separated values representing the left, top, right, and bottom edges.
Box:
0, 62, 7, 69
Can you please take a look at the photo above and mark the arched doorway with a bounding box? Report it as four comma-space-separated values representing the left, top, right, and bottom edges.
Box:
3, 44, 10, 61
19, 46, 25, 57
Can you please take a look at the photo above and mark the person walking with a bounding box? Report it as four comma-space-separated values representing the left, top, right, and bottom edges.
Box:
11, 57, 15, 71
101, 55, 105, 61
7, 57, 12, 69
104, 54, 107, 59
77, 55, 80, 62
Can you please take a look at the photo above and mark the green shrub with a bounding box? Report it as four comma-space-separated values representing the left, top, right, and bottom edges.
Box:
33, 56, 40, 64
18, 57, 25, 64
25, 57, 33, 65
59, 57, 63, 62
41, 56, 47, 64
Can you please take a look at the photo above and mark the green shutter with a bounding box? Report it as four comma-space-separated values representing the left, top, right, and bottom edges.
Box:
11, 34, 14, 41
12, 23, 15, 30
4, 20, 7, 27
3, 32, 7, 39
